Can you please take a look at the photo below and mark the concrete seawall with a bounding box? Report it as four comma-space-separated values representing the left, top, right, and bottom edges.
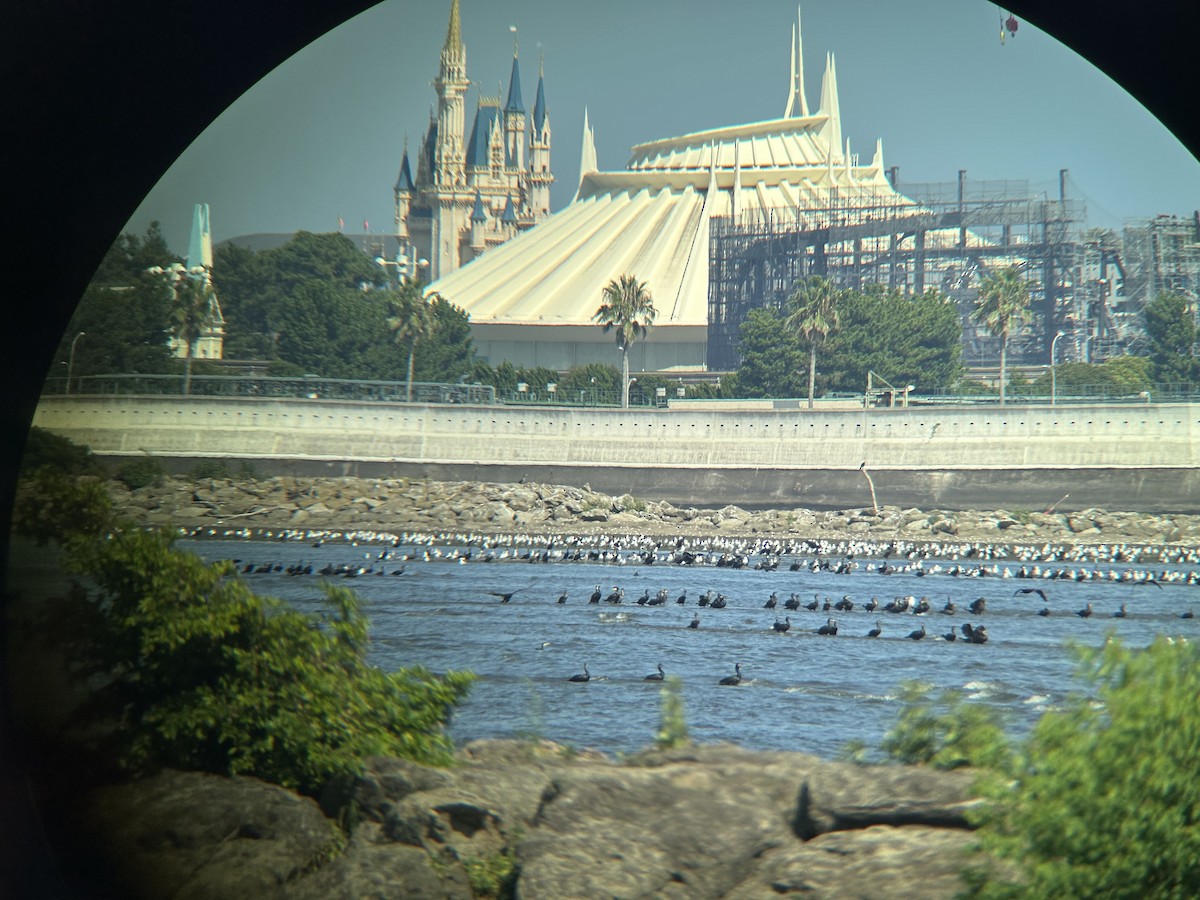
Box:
31, 396, 1200, 512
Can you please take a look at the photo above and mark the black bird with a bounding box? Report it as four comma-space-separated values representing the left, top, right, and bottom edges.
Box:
907, 624, 927, 640
1013, 587, 1047, 602
772, 616, 792, 633
1076, 602, 1093, 618
1113, 603, 1128, 618
942, 598, 957, 615
867, 620, 882, 638
864, 597, 879, 612
488, 589, 523, 603
556, 591, 568, 604
784, 594, 802, 611
688, 614, 700, 629
967, 624, 988, 644
969, 597, 987, 615
718, 663, 743, 685
817, 617, 838, 636
568, 664, 590, 683
942, 625, 958, 642
644, 663, 666, 682
589, 585, 602, 604
676, 590, 688, 605
1037, 607, 1051, 617
1181, 608, 1195, 619
764, 592, 778, 610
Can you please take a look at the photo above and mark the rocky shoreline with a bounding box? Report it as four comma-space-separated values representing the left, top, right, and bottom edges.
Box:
110, 473, 1200, 549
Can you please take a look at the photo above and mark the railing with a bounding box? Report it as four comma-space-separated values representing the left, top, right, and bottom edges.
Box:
43, 374, 497, 405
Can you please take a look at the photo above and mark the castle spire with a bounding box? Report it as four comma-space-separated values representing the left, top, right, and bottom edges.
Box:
444, 0, 462, 53
783, 6, 809, 118
505, 46, 524, 112
818, 52, 842, 162
533, 53, 548, 132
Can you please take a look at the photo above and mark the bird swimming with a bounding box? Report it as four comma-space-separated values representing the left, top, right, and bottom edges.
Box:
908, 624, 927, 640
867, 620, 882, 638
644, 663, 665, 681
817, 617, 838, 636
568, 664, 590, 683
772, 616, 792, 633
688, 614, 700, 629
718, 663, 743, 685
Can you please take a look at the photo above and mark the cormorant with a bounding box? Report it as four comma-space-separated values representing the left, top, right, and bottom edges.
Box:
908, 624, 927, 640
1113, 603, 1128, 618
867, 620, 882, 638
718, 663, 743, 685
764, 592, 778, 609
644, 663, 665, 682
969, 597, 986, 615
943, 625, 957, 642
568, 664, 590, 683
488, 589, 523, 603
1014, 587, 1047, 602
772, 616, 791, 633
688, 614, 700, 629
589, 585, 602, 604
817, 617, 838, 636
556, 591, 568, 604
1076, 602, 1093, 618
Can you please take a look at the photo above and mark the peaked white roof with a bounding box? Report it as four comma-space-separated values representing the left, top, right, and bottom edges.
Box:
430, 23, 936, 331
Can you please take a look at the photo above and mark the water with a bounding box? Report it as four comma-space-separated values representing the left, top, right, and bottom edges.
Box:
180, 534, 1200, 760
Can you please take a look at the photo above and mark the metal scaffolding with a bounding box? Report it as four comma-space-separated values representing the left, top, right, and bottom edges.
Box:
706, 170, 1126, 372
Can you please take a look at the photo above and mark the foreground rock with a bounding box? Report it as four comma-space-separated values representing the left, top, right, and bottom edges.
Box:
72, 741, 986, 899
109, 474, 1200, 547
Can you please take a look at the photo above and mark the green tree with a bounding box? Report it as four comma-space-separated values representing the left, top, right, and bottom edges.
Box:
556, 363, 621, 404
388, 279, 440, 401
784, 275, 841, 408
1143, 291, 1200, 384
821, 287, 963, 395
735, 307, 807, 397
964, 636, 1200, 897
594, 274, 657, 409
972, 267, 1032, 407
412, 297, 476, 384
150, 264, 221, 395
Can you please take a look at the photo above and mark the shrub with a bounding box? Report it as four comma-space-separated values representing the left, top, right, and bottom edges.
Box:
880, 681, 1014, 772
115, 455, 166, 489
963, 635, 1200, 897
188, 459, 230, 481
63, 526, 474, 797
12, 468, 117, 546
655, 675, 689, 749
19, 427, 103, 477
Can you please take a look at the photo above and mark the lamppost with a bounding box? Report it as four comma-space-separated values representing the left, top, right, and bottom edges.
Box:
66, 331, 85, 394
1050, 331, 1065, 406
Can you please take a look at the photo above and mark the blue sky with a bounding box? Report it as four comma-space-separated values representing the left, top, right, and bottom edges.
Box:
125, 0, 1200, 256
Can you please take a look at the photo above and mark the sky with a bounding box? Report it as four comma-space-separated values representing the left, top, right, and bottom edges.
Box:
124, 0, 1200, 257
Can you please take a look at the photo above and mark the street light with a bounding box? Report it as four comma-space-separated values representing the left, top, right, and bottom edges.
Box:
66, 331, 85, 394
1050, 331, 1065, 406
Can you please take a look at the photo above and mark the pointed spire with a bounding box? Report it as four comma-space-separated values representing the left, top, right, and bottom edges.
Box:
470, 190, 488, 222
444, 0, 463, 53
844, 138, 854, 180
505, 47, 524, 113
818, 52, 842, 162
784, 6, 809, 118
533, 54, 548, 132
501, 194, 518, 224
394, 137, 414, 192
576, 107, 597, 197
871, 138, 884, 171
187, 203, 212, 271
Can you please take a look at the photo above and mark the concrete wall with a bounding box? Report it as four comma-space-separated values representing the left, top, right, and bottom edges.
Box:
31, 396, 1200, 512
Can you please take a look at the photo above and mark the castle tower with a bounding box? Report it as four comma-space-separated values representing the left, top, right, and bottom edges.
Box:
528, 54, 553, 219
179, 202, 224, 361
396, 0, 554, 280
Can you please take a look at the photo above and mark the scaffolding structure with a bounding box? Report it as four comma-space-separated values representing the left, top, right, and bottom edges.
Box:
707, 170, 1116, 371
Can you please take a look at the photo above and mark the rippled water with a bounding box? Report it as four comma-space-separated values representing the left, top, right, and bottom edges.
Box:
181, 535, 1200, 760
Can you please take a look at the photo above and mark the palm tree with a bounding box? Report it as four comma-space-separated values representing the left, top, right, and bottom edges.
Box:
784, 275, 841, 409
152, 263, 221, 396
387, 278, 439, 402
594, 274, 656, 408
972, 266, 1032, 406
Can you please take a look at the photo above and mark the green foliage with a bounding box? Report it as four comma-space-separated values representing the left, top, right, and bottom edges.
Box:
19, 427, 103, 477
188, 459, 231, 481
655, 676, 690, 750
115, 455, 166, 490
62, 527, 474, 796
972, 267, 1032, 406
594, 274, 657, 408
555, 363, 622, 400
736, 307, 807, 398
463, 846, 518, 898
822, 287, 964, 394
1025, 357, 1153, 398
880, 681, 1014, 772
1143, 291, 1200, 384
965, 636, 1200, 898
12, 469, 117, 546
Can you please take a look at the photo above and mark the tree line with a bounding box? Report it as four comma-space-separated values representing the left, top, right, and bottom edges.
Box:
52, 227, 1197, 401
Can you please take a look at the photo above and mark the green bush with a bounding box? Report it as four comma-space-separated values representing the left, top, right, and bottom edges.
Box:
115, 455, 166, 489
655, 675, 690, 750
880, 681, 1015, 773
19, 427, 104, 477
12, 468, 117, 546
188, 459, 231, 481
962, 635, 1200, 897
62, 526, 474, 797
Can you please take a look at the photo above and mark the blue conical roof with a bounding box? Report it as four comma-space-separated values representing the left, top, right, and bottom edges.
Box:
501, 194, 518, 224
470, 190, 488, 222
394, 148, 414, 192
533, 69, 547, 132
505, 53, 524, 113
